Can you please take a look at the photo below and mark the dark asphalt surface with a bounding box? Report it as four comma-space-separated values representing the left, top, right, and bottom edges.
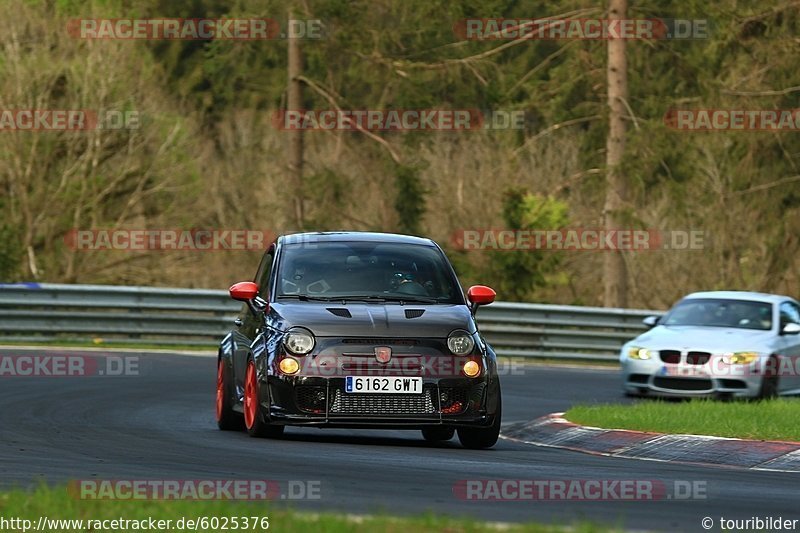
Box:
1, 348, 797, 532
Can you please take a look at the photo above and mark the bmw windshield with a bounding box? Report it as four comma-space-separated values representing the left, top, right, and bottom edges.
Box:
276, 241, 464, 304
661, 298, 773, 331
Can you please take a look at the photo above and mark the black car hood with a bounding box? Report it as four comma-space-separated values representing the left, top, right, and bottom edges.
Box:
269, 302, 475, 337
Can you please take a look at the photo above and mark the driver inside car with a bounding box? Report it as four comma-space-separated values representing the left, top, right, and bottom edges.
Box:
390, 271, 432, 296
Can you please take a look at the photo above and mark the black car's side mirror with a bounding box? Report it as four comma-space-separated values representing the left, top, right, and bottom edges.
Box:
229, 281, 268, 315
467, 285, 496, 314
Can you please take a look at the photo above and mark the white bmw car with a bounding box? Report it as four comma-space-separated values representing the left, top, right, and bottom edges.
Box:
621, 291, 800, 399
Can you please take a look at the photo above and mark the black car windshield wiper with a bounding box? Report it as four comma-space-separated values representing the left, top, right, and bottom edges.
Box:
278, 294, 443, 304
333, 295, 441, 304
277, 294, 338, 302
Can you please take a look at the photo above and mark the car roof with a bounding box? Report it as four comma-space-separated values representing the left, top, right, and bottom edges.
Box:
682, 291, 793, 304
279, 231, 437, 247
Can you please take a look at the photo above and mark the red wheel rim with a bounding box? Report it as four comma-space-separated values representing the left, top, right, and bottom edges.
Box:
244, 361, 258, 429
215, 360, 224, 421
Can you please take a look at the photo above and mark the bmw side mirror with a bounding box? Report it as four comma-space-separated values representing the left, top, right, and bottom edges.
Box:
781, 322, 800, 335
642, 315, 660, 328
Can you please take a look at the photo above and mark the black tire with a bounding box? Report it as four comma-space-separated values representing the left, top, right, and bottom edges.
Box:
422, 426, 455, 442
216, 358, 244, 431
457, 388, 501, 449
758, 356, 779, 399
243, 357, 285, 438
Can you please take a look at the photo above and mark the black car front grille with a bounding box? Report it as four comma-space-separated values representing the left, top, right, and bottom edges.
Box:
329, 386, 436, 415
653, 377, 713, 391
439, 386, 468, 414
295, 386, 327, 413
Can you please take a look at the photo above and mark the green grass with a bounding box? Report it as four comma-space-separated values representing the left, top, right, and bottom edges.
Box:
566, 399, 800, 442
0, 485, 616, 533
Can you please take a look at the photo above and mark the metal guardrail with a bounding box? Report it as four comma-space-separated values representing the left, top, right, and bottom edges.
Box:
0, 283, 664, 362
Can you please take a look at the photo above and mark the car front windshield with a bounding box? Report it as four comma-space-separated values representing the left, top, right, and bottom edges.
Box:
276, 241, 463, 304
662, 298, 773, 331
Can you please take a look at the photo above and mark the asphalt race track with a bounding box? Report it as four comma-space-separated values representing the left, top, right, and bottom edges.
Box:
1, 348, 797, 531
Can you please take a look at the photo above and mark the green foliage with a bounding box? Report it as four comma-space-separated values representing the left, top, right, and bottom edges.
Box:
490, 189, 569, 301
3, 0, 800, 301
393, 163, 427, 236
0, 225, 22, 282
304, 168, 351, 231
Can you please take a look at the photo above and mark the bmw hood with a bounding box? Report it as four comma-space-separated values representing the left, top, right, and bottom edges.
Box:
269, 303, 476, 338
630, 325, 776, 353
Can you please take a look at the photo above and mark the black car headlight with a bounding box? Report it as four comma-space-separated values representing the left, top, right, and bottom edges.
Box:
447, 330, 475, 355
283, 327, 315, 355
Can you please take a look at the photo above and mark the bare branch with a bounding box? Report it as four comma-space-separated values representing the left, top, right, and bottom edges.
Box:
515, 116, 601, 155
357, 8, 602, 73
296, 75, 402, 164
731, 175, 800, 195
722, 85, 800, 97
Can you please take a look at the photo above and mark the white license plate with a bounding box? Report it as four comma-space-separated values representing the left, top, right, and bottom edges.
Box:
345, 376, 423, 394
661, 365, 708, 378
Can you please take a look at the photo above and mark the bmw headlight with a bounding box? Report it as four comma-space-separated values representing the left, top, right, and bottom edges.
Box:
447, 330, 475, 355
283, 327, 315, 355
722, 351, 759, 365
627, 346, 657, 360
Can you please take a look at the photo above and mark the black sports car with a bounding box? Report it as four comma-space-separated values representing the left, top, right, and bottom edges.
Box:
215, 232, 502, 449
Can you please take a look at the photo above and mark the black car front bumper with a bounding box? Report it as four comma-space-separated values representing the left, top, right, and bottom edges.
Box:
262, 375, 497, 429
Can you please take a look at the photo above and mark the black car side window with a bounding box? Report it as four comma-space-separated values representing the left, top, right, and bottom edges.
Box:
254, 245, 276, 299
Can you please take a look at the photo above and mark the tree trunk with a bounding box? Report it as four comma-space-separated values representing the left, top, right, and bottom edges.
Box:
603, 0, 629, 307
287, 11, 305, 229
